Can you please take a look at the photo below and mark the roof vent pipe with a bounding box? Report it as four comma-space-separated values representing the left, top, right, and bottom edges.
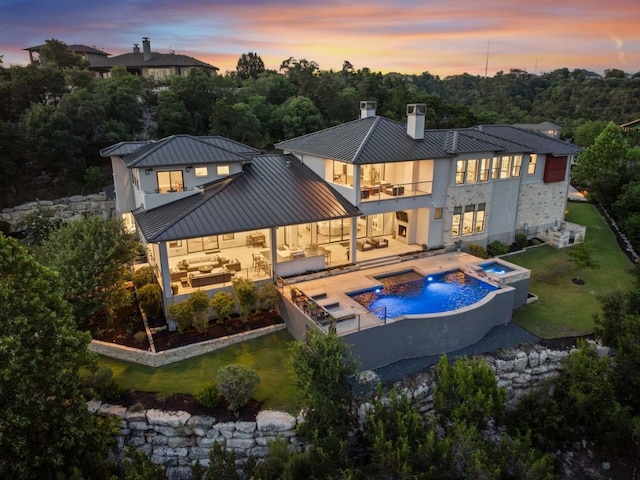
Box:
406, 103, 426, 140
142, 37, 151, 61
360, 100, 377, 119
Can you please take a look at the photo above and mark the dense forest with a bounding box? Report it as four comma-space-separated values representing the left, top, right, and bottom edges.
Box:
1, 39, 639, 208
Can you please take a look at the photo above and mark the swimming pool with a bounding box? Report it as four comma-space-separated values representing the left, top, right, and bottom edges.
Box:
480, 261, 514, 275
349, 269, 499, 319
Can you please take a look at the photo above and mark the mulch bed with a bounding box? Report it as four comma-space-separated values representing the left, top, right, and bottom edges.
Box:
152, 312, 284, 352
118, 390, 262, 422
87, 304, 150, 350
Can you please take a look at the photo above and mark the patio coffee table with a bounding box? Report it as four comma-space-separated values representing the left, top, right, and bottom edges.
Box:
198, 264, 214, 273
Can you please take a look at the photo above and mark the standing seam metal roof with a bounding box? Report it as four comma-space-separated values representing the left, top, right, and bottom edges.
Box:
122, 135, 251, 168
134, 154, 361, 242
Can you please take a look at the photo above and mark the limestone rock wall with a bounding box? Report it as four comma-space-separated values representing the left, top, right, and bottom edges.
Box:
96, 345, 594, 479
1, 193, 116, 231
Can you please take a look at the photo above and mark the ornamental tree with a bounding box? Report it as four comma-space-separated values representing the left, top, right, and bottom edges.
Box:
37, 215, 139, 325
0, 234, 118, 478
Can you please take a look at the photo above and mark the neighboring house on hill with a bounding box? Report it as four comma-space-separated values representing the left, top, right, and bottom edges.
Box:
512, 121, 562, 139
89, 37, 218, 80
102, 102, 580, 349
25, 43, 110, 65
25, 37, 217, 80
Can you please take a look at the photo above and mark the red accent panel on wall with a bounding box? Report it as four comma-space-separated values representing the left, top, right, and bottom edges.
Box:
543, 155, 568, 183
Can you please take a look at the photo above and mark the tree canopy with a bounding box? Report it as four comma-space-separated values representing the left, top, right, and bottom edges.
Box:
0, 234, 117, 478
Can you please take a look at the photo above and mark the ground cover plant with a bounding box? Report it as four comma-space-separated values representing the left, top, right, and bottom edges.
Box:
97, 329, 301, 413
509, 202, 635, 338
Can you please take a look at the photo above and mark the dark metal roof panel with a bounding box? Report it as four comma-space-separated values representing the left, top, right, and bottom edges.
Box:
134, 154, 361, 242
276, 116, 514, 164
478, 125, 581, 156
123, 135, 250, 168
99, 141, 152, 157
198, 136, 261, 156
90, 52, 218, 70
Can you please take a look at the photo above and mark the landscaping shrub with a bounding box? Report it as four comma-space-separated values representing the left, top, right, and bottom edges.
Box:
216, 364, 260, 415
137, 283, 162, 319
514, 233, 527, 250
167, 300, 193, 332
232, 277, 257, 323
133, 266, 155, 289
195, 384, 220, 409
133, 331, 147, 345
487, 240, 509, 257
190, 290, 210, 333
468, 243, 488, 259
80, 365, 123, 402
257, 282, 280, 311
210, 291, 235, 324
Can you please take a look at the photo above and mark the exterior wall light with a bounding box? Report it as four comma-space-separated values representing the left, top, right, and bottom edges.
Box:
186, 166, 192, 172
145, 168, 153, 175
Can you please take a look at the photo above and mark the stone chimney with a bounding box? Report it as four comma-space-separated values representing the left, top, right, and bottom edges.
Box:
142, 37, 151, 61
133, 44, 140, 54
406, 103, 426, 140
360, 101, 377, 119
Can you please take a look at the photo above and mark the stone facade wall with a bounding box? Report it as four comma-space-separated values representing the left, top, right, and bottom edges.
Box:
89, 324, 287, 367
0, 193, 116, 232
517, 182, 567, 232
444, 183, 493, 245
99, 345, 598, 479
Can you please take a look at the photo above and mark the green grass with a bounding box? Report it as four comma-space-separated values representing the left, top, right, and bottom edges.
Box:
509, 202, 635, 338
97, 328, 303, 414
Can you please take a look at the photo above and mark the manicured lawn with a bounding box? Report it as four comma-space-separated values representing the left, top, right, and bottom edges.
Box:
97, 328, 303, 414
508, 202, 635, 338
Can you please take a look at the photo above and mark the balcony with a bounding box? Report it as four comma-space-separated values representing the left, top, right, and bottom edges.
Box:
360, 180, 432, 202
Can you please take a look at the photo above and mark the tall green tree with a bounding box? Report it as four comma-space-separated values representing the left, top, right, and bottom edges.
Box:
291, 329, 356, 459
37, 216, 139, 325
38, 38, 88, 69
0, 234, 117, 478
271, 95, 324, 141
236, 52, 265, 80
571, 121, 631, 207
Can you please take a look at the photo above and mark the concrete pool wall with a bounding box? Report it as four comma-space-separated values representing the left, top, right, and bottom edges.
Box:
279, 253, 531, 371
343, 286, 516, 370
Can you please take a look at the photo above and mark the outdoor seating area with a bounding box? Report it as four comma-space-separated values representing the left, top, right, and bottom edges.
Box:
357, 237, 388, 251
187, 269, 233, 288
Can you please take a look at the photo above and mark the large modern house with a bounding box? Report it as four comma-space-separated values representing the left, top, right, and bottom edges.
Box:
102, 102, 581, 368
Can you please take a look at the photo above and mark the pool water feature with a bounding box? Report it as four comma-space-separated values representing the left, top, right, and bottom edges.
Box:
349, 269, 499, 319
480, 261, 514, 275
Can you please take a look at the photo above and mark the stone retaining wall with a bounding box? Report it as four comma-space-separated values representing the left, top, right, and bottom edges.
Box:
100, 344, 598, 479
89, 324, 287, 367
0, 193, 115, 231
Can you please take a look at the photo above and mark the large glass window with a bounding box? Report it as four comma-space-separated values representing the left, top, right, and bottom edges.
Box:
512, 155, 522, 177
466, 159, 478, 184
195, 167, 208, 177
479, 158, 491, 181
157, 171, 184, 193
499, 156, 511, 179
452, 207, 462, 236
528, 154, 538, 175
462, 205, 475, 234
333, 161, 354, 186
455, 160, 466, 185
475, 203, 486, 232
451, 204, 486, 237
491, 157, 500, 179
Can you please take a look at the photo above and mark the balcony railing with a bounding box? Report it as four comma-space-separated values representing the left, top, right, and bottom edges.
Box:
360, 180, 433, 202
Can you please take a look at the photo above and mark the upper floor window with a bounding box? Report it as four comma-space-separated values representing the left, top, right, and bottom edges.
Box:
456, 158, 491, 185
511, 155, 522, 177
195, 167, 208, 177
499, 156, 512, 179
157, 171, 183, 193
528, 154, 538, 175
479, 158, 491, 181
455, 160, 466, 185
333, 161, 354, 186
466, 159, 478, 184
217, 165, 230, 176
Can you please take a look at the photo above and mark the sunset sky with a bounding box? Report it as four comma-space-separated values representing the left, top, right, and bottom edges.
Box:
1, 0, 639, 77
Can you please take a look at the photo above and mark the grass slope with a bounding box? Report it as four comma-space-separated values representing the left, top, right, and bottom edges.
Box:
509, 202, 634, 338
98, 328, 302, 414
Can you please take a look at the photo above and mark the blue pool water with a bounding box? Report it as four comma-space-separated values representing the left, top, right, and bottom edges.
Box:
349, 270, 499, 319
480, 261, 514, 275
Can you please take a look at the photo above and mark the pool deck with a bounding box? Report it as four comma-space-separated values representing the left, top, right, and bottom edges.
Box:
292, 252, 482, 335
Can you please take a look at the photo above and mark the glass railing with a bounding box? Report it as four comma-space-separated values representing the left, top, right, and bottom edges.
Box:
360, 180, 433, 201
